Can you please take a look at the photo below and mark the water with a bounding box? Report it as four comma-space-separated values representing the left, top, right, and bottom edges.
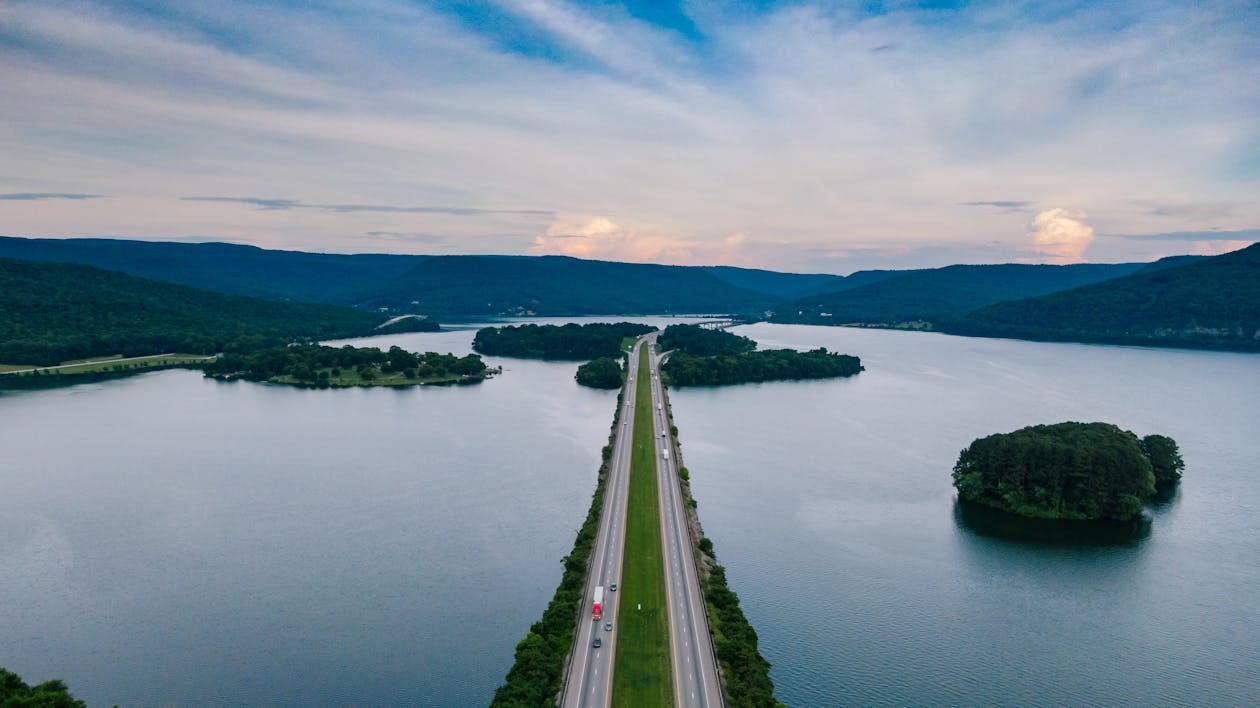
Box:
3, 320, 1257, 706
0, 317, 696, 707
673, 324, 1260, 706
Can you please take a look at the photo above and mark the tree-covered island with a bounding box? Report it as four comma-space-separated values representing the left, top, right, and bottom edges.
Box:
472, 322, 656, 359
657, 324, 863, 386
574, 356, 625, 389
952, 422, 1185, 521
204, 343, 491, 388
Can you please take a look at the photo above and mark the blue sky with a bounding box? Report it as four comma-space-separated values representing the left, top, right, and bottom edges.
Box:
1, 0, 1257, 273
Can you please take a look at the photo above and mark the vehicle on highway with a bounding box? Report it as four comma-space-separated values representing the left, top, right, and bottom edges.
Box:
604, 622, 613, 631
663, 448, 669, 460
610, 582, 617, 591
593, 637, 601, 648
592, 585, 604, 621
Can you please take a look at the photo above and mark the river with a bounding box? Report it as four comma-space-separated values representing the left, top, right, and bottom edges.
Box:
2, 321, 1257, 706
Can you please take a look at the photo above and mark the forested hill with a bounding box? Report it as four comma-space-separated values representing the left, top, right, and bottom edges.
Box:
0, 237, 848, 315
0, 236, 422, 303
350, 255, 779, 315
946, 242, 1260, 350
0, 258, 386, 365
772, 262, 1146, 326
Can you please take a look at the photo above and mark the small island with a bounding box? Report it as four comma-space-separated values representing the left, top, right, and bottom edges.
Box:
952, 422, 1184, 521
575, 356, 624, 389
205, 343, 492, 388
472, 322, 655, 360
657, 324, 863, 386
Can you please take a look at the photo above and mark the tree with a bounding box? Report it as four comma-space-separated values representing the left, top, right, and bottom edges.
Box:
0, 667, 87, 708
1142, 434, 1185, 487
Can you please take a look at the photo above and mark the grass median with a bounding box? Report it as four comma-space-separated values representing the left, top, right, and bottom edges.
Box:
611, 346, 674, 707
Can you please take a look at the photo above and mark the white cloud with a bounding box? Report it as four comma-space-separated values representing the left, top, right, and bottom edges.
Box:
530, 217, 751, 265
1027, 208, 1095, 263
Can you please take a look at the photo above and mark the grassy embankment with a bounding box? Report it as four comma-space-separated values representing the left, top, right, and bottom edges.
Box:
611, 347, 673, 707
2, 353, 210, 375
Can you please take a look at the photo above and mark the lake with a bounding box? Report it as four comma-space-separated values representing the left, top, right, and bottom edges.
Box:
673, 324, 1260, 706
2, 321, 1257, 706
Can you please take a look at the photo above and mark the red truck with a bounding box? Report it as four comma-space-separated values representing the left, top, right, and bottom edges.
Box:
592, 586, 605, 621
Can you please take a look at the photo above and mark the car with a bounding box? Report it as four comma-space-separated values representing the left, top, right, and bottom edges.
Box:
604, 622, 613, 631
592, 637, 601, 648
609, 582, 617, 591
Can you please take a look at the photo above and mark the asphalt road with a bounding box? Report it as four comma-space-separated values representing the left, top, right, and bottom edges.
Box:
647, 335, 723, 708
562, 339, 639, 708
562, 335, 722, 707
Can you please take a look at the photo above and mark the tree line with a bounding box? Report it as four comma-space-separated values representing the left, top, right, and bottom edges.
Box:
663, 348, 863, 386
204, 344, 488, 387
657, 323, 756, 356
472, 322, 655, 360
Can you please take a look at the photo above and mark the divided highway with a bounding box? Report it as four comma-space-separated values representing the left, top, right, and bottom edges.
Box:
562, 340, 639, 708
647, 334, 723, 708
562, 334, 721, 707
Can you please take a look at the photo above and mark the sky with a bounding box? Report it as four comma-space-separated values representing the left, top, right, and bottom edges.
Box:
1, 0, 1258, 274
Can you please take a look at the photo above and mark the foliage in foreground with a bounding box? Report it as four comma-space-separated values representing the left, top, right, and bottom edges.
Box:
204, 343, 488, 387
574, 357, 624, 389
490, 393, 623, 707
473, 322, 655, 360
0, 667, 86, 708
952, 422, 1185, 521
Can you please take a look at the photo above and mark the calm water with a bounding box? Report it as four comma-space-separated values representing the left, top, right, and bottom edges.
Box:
3, 321, 1258, 706
673, 324, 1260, 706
0, 317, 694, 707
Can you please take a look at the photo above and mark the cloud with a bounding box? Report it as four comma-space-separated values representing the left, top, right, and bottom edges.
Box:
181, 196, 301, 210
530, 217, 751, 265
960, 200, 1036, 212
1, 1, 1258, 270
0, 192, 103, 201
1028, 208, 1095, 263
181, 196, 552, 217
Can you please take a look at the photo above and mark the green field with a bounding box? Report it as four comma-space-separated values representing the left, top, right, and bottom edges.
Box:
611, 347, 674, 707
1, 353, 210, 376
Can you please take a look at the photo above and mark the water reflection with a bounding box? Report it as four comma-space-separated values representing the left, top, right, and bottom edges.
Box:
953, 498, 1152, 546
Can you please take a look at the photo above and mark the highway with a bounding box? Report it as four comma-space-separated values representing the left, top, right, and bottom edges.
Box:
646, 334, 723, 708
562, 339, 639, 708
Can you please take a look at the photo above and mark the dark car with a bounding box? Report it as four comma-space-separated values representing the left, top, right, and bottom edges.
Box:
593, 637, 602, 648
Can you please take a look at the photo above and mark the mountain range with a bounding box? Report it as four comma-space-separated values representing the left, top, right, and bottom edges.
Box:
0, 235, 1255, 356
